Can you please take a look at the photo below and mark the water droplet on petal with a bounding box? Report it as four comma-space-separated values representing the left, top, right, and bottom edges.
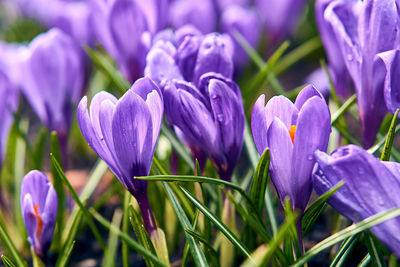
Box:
307, 154, 313, 161
217, 114, 224, 122
347, 54, 353, 61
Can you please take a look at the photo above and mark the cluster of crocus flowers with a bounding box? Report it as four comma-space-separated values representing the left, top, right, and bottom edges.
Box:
251, 85, 331, 214
313, 145, 400, 257
20, 170, 58, 259
19, 28, 86, 162
317, 0, 400, 148
146, 27, 245, 181
77, 77, 163, 233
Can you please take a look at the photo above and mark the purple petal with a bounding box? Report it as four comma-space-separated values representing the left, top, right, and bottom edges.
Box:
378, 49, 400, 114
267, 117, 294, 207
192, 33, 234, 85
251, 94, 268, 155
292, 95, 331, 210
175, 33, 202, 81
294, 85, 323, 110
112, 90, 153, 187
264, 95, 298, 129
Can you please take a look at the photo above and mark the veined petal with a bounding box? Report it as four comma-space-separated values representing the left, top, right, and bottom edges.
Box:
267, 117, 294, 207
144, 47, 182, 85
251, 94, 269, 155
112, 90, 153, 185
264, 95, 298, 129
294, 85, 323, 110
292, 95, 331, 210
378, 49, 400, 114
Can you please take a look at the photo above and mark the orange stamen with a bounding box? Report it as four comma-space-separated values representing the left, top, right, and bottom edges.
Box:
289, 125, 296, 144
34, 205, 44, 244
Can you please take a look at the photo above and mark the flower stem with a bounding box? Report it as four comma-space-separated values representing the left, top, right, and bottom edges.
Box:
137, 196, 157, 235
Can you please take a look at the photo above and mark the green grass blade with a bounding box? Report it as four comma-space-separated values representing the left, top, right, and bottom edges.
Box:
184, 229, 220, 267
122, 191, 130, 267
365, 234, 384, 267
50, 153, 106, 251
293, 207, 400, 266
162, 182, 209, 267
302, 182, 344, 236
273, 37, 322, 76
258, 212, 298, 266
231, 29, 264, 69
85, 46, 131, 94
90, 208, 166, 267
179, 186, 254, 262
358, 254, 371, 267
102, 209, 123, 267
1, 255, 16, 267
330, 234, 360, 267
50, 131, 66, 251
380, 109, 399, 161
331, 95, 357, 125
0, 221, 26, 267
249, 148, 270, 215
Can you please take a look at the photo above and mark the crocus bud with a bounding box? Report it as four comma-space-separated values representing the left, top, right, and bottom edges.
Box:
164, 73, 244, 181
20, 28, 85, 155
251, 85, 331, 212
192, 33, 234, 86
313, 145, 400, 257
77, 77, 163, 233
323, 0, 400, 148
21, 170, 58, 258
169, 0, 217, 34
0, 71, 19, 167
175, 30, 203, 81
89, 0, 150, 82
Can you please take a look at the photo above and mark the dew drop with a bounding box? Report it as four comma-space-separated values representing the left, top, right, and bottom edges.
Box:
307, 154, 313, 161
347, 54, 353, 61
217, 114, 224, 122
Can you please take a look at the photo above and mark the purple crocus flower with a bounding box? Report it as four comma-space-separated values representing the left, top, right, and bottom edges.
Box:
255, 0, 308, 42
19, 28, 85, 161
323, 0, 400, 148
21, 170, 58, 258
89, 0, 152, 83
315, 0, 352, 98
163, 73, 245, 180
221, 5, 261, 68
313, 145, 400, 257
0, 71, 19, 167
77, 77, 163, 233
251, 85, 331, 212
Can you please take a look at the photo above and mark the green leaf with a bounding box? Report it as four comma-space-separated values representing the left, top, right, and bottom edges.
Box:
302, 181, 344, 236
50, 131, 66, 251
128, 205, 157, 267
364, 233, 385, 267
257, 211, 298, 266
122, 191, 130, 267
331, 95, 357, 125
293, 207, 400, 266
57, 160, 108, 267
249, 148, 270, 215
162, 182, 209, 267
231, 29, 264, 69
0, 221, 26, 267
90, 208, 166, 267
184, 229, 220, 267
85, 46, 131, 94
1, 255, 16, 267
380, 109, 399, 161
50, 153, 106, 251
179, 186, 254, 262
102, 209, 123, 267
358, 254, 371, 267
273, 37, 322, 76
32, 127, 48, 169
330, 234, 360, 267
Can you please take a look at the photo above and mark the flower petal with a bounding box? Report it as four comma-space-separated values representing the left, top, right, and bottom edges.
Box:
267, 117, 294, 207
378, 49, 400, 114
264, 95, 298, 129
251, 94, 268, 155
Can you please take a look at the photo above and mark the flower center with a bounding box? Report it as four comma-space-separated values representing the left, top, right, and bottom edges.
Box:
289, 125, 296, 144
34, 205, 44, 244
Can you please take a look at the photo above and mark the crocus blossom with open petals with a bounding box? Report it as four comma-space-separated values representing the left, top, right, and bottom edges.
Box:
323, 0, 400, 148
77, 77, 163, 233
313, 145, 400, 257
251, 85, 331, 212
21, 170, 58, 258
